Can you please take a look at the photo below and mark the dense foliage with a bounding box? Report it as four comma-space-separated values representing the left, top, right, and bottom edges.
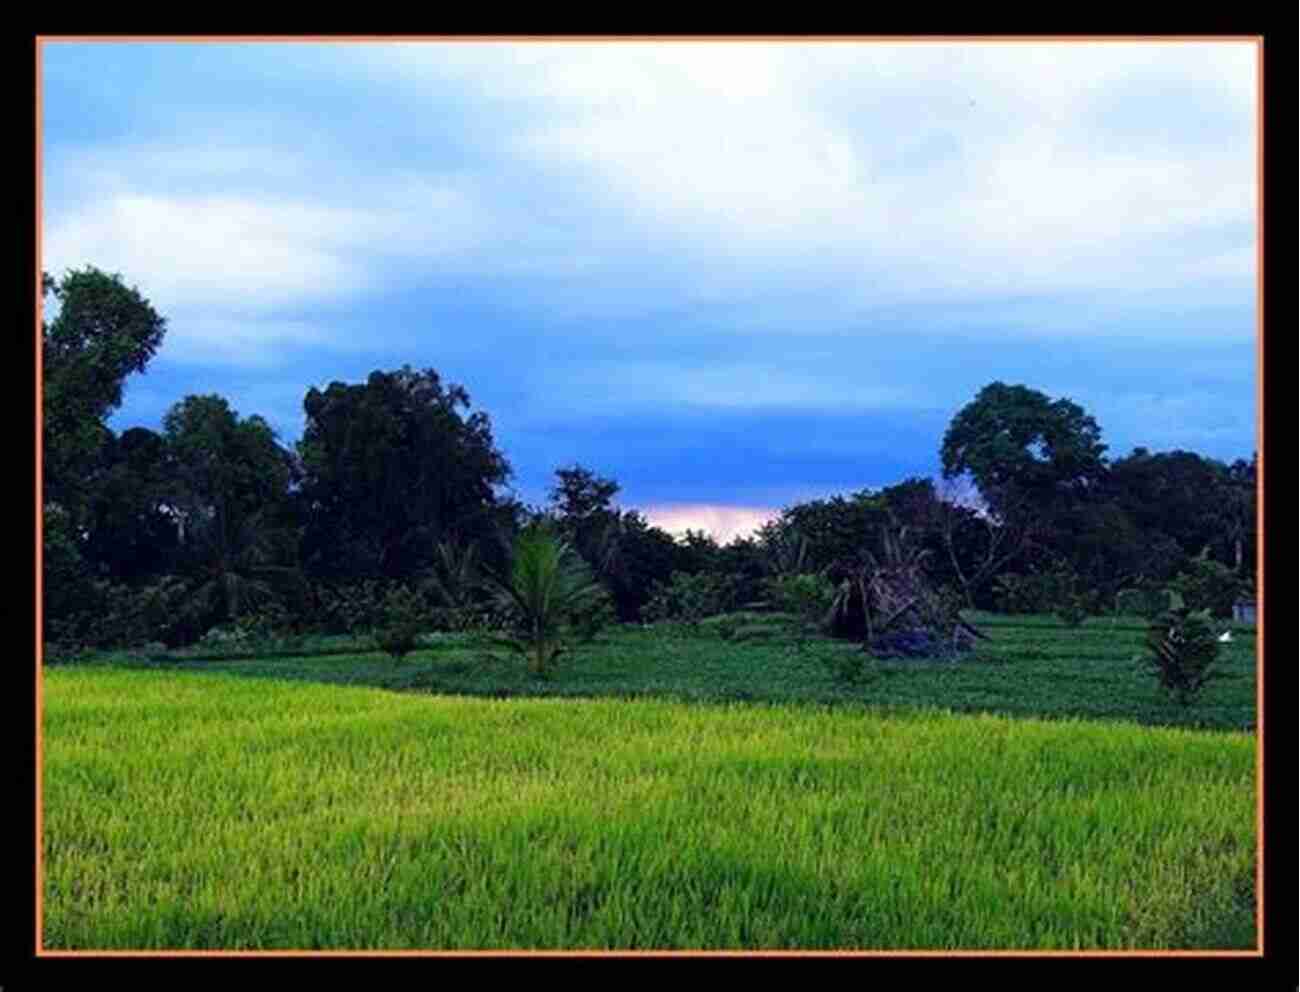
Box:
41, 267, 1257, 657
297, 366, 513, 582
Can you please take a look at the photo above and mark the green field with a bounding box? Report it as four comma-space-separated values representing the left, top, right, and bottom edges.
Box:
108, 612, 1258, 732
41, 616, 1258, 951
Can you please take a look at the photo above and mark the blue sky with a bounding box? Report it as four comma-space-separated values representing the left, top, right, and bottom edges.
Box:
41, 40, 1258, 540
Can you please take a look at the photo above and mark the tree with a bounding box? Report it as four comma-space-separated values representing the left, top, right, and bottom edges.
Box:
1219, 454, 1257, 578
42, 267, 167, 646
934, 476, 1038, 610
547, 464, 624, 581
549, 464, 620, 521
758, 490, 892, 581
940, 382, 1108, 518
297, 367, 512, 581
1106, 448, 1250, 576
484, 522, 605, 676
81, 427, 181, 584
604, 511, 692, 621
162, 395, 302, 641
42, 268, 167, 515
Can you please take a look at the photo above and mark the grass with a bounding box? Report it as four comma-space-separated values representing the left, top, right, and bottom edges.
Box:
95, 611, 1258, 732
43, 665, 1256, 951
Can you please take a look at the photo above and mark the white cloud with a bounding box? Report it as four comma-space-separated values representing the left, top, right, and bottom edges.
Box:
44, 39, 1259, 367
42, 163, 502, 362
374, 40, 1258, 307
44, 193, 372, 307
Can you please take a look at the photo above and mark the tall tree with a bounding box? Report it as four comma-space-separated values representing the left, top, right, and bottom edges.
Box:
162, 395, 302, 639
297, 367, 512, 581
547, 464, 624, 581
41, 267, 167, 644
940, 381, 1108, 518
42, 268, 167, 515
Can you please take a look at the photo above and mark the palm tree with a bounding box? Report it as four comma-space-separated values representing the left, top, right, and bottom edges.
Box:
176, 502, 304, 638
423, 539, 482, 628
483, 522, 605, 676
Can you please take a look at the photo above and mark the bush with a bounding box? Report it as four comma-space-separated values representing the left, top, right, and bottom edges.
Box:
312, 580, 391, 636
46, 575, 194, 652
198, 624, 254, 651
373, 585, 426, 661
1140, 607, 1221, 706
764, 573, 835, 645
1170, 552, 1242, 619
823, 646, 875, 685
640, 571, 739, 627
1055, 596, 1089, 627
993, 570, 1069, 614
1115, 586, 1183, 620
566, 585, 617, 643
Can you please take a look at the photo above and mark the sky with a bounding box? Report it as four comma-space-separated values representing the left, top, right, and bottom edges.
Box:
40, 39, 1259, 542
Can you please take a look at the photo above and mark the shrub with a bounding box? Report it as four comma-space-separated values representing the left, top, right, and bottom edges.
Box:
198, 624, 253, 651
764, 573, 835, 646
1055, 595, 1089, 627
640, 571, 738, 627
373, 585, 426, 661
313, 580, 390, 636
823, 646, 875, 685
48, 575, 194, 651
1140, 607, 1221, 706
567, 585, 617, 643
993, 570, 1068, 614
233, 600, 295, 644
1115, 586, 1183, 620
1170, 552, 1242, 619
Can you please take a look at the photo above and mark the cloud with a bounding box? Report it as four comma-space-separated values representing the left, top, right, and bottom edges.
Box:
46, 40, 1258, 508
639, 503, 778, 544
363, 40, 1257, 308
44, 41, 1258, 345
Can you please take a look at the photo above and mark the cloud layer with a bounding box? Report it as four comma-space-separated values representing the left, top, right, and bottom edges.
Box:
41, 40, 1259, 517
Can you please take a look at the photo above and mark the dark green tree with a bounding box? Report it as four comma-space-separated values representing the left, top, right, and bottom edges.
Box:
81, 427, 180, 584
297, 367, 512, 581
42, 268, 167, 646
940, 381, 1108, 517
758, 490, 893, 584
547, 464, 624, 580
42, 268, 167, 515
1106, 448, 1251, 577
162, 395, 302, 641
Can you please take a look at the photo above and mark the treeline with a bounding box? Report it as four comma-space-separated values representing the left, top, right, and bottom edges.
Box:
42, 268, 1257, 653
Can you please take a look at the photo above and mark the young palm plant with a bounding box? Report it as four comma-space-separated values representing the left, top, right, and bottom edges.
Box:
484, 522, 606, 677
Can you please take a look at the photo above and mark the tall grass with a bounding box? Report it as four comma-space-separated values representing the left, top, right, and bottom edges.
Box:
43, 667, 1256, 950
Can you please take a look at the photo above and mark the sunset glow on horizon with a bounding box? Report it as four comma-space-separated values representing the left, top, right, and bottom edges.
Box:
638, 504, 779, 545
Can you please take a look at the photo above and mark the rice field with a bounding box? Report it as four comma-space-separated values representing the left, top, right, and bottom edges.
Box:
41, 662, 1257, 951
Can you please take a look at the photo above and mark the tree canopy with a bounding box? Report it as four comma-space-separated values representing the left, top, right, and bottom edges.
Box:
42, 267, 167, 514
297, 367, 512, 581
940, 381, 1108, 516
